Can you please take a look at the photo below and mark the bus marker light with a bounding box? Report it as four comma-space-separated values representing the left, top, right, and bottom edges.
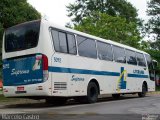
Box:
42, 54, 49, 81
3, 88, 8, 92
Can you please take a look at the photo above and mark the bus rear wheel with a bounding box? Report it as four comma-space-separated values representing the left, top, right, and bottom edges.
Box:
86, 82, 99, 103
138, 83, 147, 97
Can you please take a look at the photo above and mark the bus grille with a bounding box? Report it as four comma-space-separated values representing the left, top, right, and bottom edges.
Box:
54, 82, 67, 90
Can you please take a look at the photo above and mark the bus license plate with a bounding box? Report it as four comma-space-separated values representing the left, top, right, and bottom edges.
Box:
17, 86, 24, 91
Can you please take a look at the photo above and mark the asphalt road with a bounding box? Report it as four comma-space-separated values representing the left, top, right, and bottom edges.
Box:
0, 94, 160, 120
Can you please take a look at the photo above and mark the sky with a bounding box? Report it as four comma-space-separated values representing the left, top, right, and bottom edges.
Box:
27, 0, 150, 26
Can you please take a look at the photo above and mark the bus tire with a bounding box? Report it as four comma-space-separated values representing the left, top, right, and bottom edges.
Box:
86, 82, 98, 103
138, 83, 147, 97
112, 94, 120, 99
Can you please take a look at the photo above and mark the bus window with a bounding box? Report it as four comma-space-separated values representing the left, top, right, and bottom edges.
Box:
97, 41, 113, 61
136, 53, 146, 67
145, 54, 154, 70
5, 20, 40, 52
77, 36, 97, 59
51, 30, 77, 54
113, 46, 126, 63
51, 30, 61, 52
126, 50, 137, 65
51, 30, 68, 53
145, 54, 155, 81
67, 34, 77, 55
58, 32, 68, 53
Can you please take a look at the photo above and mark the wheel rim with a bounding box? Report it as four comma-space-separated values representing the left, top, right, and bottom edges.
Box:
90, 87, 96, 98
142, 85, 146, 95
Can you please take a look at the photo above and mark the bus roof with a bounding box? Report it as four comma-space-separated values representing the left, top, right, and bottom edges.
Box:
46, 19, 149, 55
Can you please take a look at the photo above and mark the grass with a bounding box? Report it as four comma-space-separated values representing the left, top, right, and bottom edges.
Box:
0, 94, 19, 102
0, 89, 11, 102
0, 88, 20, 102
0, 89, 2, 95
156, 86, 160, 91
0, 95, 9, 102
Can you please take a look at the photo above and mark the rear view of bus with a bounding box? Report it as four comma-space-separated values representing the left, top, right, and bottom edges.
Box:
2, 20, 51, 98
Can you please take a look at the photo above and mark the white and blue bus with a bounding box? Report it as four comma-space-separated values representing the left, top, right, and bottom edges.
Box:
2, 19, 156, 104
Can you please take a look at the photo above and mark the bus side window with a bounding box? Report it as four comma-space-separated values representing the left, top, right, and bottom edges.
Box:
67, 34, 77, 55
145, 54, 155, 80
51, 30, 68, 53
145, 54, 154, 70
58, 32, 68, 53
77, 36, 97, 59
126, 49, 137, 65
51, 30, 60, 52
97, 41, 113, 61
136, 53, 146, 67
51, 29, 77, 55
113, 46, 126, 63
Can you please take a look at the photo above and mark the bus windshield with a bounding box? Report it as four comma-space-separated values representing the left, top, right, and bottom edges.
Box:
5, 20, 40, 52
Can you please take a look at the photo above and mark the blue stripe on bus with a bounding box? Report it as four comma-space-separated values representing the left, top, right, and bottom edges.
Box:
48, 66, 120, 76
48, 66, 149, 78
127, 74, 149, 78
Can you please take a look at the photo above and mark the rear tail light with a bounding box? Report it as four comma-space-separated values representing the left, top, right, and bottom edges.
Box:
42, 54, 49, 81
3, 88, 8, 92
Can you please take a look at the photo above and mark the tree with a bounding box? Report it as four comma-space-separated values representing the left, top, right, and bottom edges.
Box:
0, 0, 41, 78
74, 12, 141, 48
0, 0, 41, 29
147, 0, 160, 50
67, 0, 138, 25
67, 0, 142, 48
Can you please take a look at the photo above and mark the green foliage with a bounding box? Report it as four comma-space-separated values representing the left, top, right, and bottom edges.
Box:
140, 40, 151, 50
0, 0, 41, 29
156, 86, 160, 91
146, 50, 160, 63
67, 0, 138, 24
147, 0, 160, 50
0, 0, 41, 78
74, 12, 141, 48
67, 0, 142, 48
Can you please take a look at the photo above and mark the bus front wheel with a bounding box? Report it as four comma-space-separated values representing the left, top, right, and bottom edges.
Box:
138, 83, 147, 97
